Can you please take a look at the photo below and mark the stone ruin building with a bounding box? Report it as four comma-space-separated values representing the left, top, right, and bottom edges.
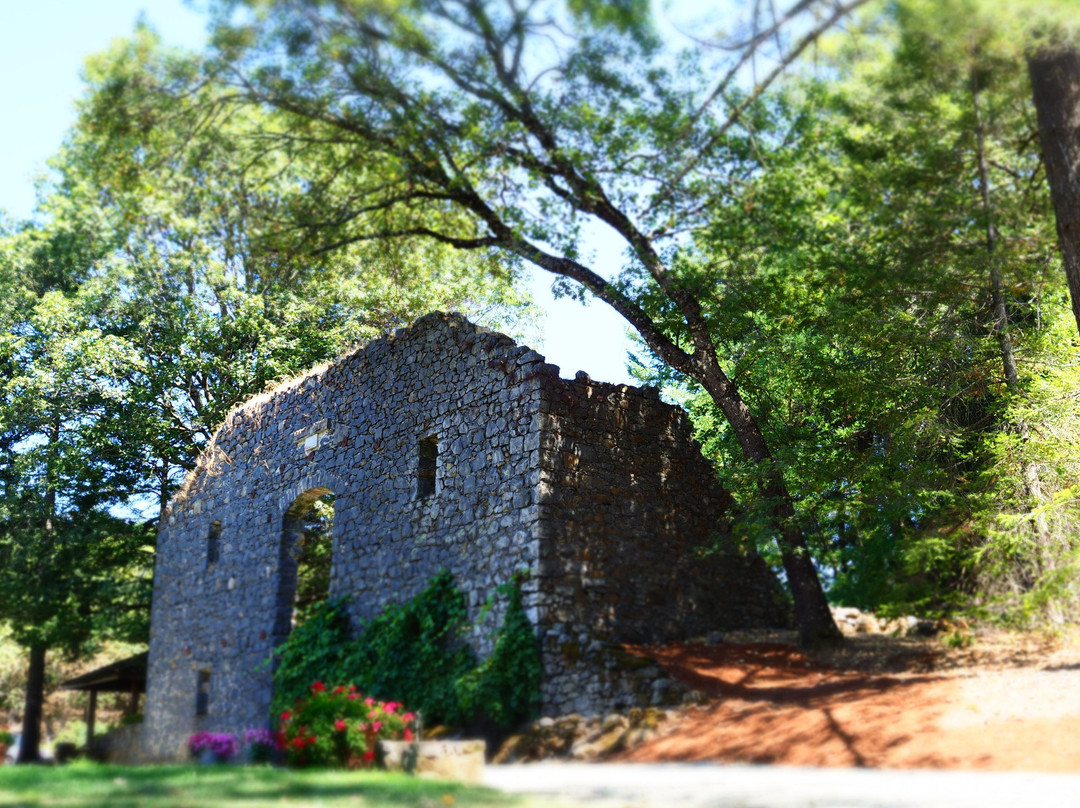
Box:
141, 312, 789, 760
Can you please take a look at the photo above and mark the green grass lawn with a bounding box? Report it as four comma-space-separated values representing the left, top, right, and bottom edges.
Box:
0, 762, 534, 808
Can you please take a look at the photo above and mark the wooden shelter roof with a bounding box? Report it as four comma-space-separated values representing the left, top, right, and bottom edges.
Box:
60, 652, 147, 694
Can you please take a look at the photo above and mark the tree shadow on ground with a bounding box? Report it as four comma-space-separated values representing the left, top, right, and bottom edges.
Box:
618, 641, 960, 768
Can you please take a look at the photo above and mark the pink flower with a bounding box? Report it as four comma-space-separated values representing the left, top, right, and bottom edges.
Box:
402, 712, 415, 723
334, 719, 347, 732
372, 721, 382, 732
367, 710, 378, 720
357, 722, 368, 732
347, 693, 359, 701
364, 697, 375, 706
385, 703, 397, 714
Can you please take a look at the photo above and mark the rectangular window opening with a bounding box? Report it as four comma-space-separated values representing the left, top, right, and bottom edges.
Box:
417, 435, 438, 499
195, 669, 211, 717
207, 521, 221, 567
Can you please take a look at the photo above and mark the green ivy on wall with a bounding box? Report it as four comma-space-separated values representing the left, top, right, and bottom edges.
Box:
268, 570, 541, 729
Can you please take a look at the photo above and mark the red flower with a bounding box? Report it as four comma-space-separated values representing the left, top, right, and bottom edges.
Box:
312, 681, 326, 693
307, 735, 317, 745
292, 737, 306, 749
332, 685, 345, 696
404, 728, 414, 742
347, 693, 359, 700
281, 710, 292, 722
334, 719, 347, 732
363, 751, 375, 761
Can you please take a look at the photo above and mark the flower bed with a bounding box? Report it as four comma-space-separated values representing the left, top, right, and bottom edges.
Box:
187, 732, 238, 763
277, 682, 416, 768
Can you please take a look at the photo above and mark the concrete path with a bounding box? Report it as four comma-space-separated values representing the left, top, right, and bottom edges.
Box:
483, 762, 1080, 808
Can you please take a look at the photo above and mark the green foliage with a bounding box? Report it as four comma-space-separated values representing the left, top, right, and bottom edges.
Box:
294, 495, 334, 614
455, 575, 542, 729
269, 572, 540, 730
337, 570, 478, 728
268, 598, 353, 718
621, 0, 1080, 624
0, 506, 153, 654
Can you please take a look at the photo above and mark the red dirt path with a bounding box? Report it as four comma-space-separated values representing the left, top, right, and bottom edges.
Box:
616, 637, 1080, 772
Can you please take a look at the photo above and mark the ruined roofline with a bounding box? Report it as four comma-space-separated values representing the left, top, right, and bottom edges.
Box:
164, 311, 666, 516
165, 312, 532, 512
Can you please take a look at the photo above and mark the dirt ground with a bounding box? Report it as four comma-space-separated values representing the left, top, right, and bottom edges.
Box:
616, 629, 1080, 773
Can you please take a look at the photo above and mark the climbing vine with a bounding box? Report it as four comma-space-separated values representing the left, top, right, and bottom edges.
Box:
268, 570, 541, 729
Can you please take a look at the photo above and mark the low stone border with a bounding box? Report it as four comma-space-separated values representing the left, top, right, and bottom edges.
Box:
381, 739, 486, 783
494, 706, 677, 763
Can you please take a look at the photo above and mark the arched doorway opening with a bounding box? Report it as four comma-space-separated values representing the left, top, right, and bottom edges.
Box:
275, 487, 336, 636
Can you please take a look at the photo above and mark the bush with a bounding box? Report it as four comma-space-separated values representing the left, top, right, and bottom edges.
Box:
277, 683, 415, 768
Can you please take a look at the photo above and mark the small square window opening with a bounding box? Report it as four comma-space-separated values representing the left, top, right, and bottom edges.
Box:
417, 435, 438, 499
207, 521, 221, 567
195, 669, 210, 716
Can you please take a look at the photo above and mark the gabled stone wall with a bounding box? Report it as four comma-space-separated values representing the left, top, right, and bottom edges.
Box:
145, 314, 550, 760
533, 373, 791, 714
143, 312, 789, 760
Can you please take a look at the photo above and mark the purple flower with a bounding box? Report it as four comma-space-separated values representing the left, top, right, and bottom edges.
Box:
187, 731, 239, 759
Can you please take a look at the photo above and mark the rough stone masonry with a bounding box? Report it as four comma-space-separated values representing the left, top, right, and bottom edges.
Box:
141, 312, 789, 760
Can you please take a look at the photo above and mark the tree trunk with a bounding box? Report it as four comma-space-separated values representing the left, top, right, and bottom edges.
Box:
1028, 46, 1080, 337
18, 415, 61, 763
16, 645, 46, 764
698, 359, 843, 648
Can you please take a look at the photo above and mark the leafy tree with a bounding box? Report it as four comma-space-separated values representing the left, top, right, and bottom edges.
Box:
198, 0, 881, 646
49, 27, 534, 512
655, 0, 1080, 620
0, 223, 153, 762
0, 26, 532, 758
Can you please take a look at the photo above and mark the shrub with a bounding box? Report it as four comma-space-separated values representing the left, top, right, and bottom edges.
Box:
277, 682, 415, 768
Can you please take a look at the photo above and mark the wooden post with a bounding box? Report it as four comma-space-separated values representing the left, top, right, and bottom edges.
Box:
86, 690, 97, 749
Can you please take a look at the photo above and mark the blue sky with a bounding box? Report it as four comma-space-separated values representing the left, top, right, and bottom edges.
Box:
0, 0, 639, 385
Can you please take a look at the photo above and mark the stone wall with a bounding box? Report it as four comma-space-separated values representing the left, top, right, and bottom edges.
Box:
534, 373, 791, 715
145, 314, 550, 760
143, 312, 788, 759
